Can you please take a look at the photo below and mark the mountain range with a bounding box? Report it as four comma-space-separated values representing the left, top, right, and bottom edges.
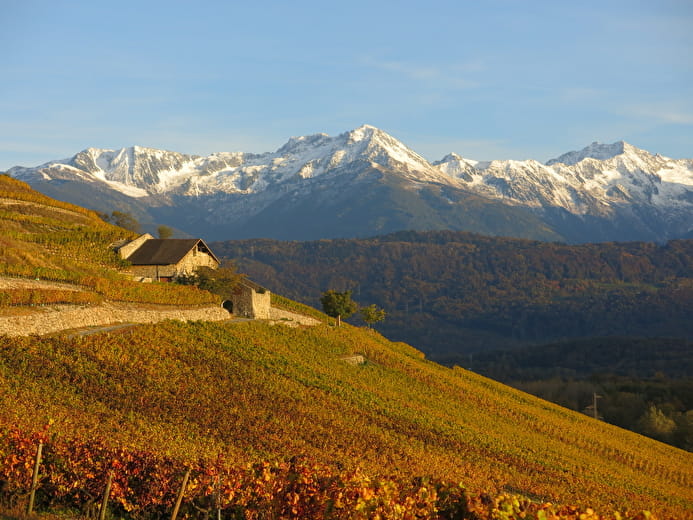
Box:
6, 125, 693, 242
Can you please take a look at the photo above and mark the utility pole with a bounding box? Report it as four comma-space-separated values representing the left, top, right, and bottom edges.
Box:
592, 392, 602, 420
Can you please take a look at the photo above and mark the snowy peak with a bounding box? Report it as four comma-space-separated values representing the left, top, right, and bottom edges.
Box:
67, 146, 204, 194
340, 124, 433, 171
275, 132, 331, 155
546, 141, 648, 166
72, 146, 193, 176
8, 125, 451, 198
435, 153, 463, 164
433, 153, 479, 180
268, 124, 444, 184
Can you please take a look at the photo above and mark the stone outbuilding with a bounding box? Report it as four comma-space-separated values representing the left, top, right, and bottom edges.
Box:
118, 233, 220, 282
227, 280, 271, 319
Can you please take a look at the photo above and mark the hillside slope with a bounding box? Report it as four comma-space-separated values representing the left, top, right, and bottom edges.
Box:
2, 321, 692, 518
0, 174, 221, 311
0, 176, 692, 518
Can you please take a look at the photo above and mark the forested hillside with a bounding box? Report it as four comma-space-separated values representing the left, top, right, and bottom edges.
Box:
213, 231, 693, 360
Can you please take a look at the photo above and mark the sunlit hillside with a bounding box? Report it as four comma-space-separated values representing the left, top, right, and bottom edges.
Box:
0, 174, 218, 306
1, 175, 692, 519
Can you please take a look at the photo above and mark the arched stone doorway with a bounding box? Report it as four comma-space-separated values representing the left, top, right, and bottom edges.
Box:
222, 300, 233, 314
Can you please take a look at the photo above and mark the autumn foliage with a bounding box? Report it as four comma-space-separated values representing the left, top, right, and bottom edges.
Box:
0, 321, 691, 519
0, 425, 669, 520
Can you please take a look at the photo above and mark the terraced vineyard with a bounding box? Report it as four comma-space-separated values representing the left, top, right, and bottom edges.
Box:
0, 174, 218, 306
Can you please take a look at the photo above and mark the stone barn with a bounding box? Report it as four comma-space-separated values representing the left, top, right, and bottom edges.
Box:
118, 233, 220, 282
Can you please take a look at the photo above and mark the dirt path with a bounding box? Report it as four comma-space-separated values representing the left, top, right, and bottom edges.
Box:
0, 276, 84, 292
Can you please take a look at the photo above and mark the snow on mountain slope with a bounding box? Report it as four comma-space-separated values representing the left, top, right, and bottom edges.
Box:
6, 126, 693, 241
8, 125, 458, 200
434, 140, 693, 219
546, 141, 632, 165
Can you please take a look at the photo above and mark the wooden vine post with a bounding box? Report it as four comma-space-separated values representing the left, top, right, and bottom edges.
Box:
27, 441, 43, 515
99, 471, 113, 520
215, 474, 222, 520
170, 467, 191, 520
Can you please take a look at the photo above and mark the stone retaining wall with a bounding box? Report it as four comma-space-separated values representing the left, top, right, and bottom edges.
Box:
0, 302, 231, 337
0, 274, 321, 336
0, 302, 321, 336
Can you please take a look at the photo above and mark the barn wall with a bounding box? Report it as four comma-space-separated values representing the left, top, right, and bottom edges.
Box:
119, 233, 154, 259
175, 247, 219, 275
130, 265, 177, 280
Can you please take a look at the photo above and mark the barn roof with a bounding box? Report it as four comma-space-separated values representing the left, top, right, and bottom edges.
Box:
127, 238, 220, 266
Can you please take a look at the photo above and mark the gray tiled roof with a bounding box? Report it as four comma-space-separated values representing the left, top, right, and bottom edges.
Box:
127, 239, 219, 265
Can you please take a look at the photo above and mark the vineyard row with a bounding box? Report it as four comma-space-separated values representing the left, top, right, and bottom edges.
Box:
0, 426, 658, 520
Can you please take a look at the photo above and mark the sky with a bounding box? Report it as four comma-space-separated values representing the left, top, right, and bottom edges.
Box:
1, 0, 692, 171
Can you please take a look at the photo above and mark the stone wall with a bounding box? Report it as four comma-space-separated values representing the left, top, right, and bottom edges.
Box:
251, 290, 271, 319
175, 246, 219, 275
118, 233, 154, 259
0, 302, 230, 337
0, 276, 322, 336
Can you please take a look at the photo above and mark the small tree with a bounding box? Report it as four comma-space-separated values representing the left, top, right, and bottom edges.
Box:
157, 225, 174, 239
360, 304, 386, 328
637, 405, 676, 442
109, 211, 141, 233
176, 261, 245, 300
320, 290, 358, 327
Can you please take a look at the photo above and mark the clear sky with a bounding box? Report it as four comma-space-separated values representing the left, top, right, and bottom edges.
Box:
1, 0, 692, 171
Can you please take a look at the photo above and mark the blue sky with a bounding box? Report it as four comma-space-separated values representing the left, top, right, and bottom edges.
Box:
1, 0, 692, 170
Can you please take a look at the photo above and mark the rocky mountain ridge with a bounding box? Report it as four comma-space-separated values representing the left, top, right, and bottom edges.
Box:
7, 125, 693, 242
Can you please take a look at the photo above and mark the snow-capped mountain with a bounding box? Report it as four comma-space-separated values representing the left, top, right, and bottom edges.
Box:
437, 141, 693, 213
7, 125, 693, 242
15, 126, 447, 198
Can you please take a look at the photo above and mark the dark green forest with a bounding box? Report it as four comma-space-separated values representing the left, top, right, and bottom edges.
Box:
213, 231, 693, 449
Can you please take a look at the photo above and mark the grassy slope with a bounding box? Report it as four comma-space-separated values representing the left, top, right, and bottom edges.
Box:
1, 322, 691, 517
0, 174, 692, 518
